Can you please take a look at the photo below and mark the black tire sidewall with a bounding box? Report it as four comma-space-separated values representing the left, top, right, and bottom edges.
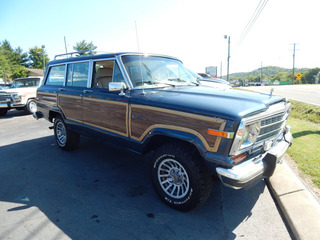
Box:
151, 146, 203, 211
27, 99, 37, 113
54, 117, 67, 148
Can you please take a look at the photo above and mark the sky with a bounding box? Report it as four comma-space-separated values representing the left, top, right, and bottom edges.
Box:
1, 0, 319, 75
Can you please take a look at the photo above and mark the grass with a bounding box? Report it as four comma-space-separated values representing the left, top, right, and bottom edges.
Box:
287, 100, 320, 188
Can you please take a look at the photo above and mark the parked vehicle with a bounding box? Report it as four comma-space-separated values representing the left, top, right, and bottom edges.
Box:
0, 77, 42, 116
189, 70, 232, 90
34, 52, 293, 211
197, 73, 212, 79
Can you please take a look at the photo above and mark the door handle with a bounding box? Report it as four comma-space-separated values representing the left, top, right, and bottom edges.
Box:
83, 90, 93, 94
58, 88, 66, 91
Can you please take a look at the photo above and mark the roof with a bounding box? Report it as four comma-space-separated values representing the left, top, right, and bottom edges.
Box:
27, 68, 44, 76
49, 52, 180, 65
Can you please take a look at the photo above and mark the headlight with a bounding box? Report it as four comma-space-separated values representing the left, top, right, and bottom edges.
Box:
229, 120, 260, 155
10, 93, 21, 102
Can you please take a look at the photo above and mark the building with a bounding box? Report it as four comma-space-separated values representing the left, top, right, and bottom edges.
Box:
27, 68, 44, 77
205, 66, 217, 78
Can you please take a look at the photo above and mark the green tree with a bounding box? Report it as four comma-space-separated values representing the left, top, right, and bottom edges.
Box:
0, 40, 29, 80
270, 72, 291, 82
28, 47, 50, 69
73, 40, 97, 55
302, 68, 320, 84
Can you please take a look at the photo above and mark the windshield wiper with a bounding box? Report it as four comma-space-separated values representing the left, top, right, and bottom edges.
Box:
167, 77, 198, 86
167, 77, 187, 82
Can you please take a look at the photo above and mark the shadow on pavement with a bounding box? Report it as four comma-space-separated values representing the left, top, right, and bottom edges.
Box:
0, 136, 265, 240
293, 130, 320, 139
0, 109, 30, 119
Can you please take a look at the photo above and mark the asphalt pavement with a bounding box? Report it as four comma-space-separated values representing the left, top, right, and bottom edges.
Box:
0, 111, 292, 240
246, 84, 320, 107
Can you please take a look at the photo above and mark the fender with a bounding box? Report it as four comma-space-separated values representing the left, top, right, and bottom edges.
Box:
142, 127, 208, 154
140, 127, 234, 168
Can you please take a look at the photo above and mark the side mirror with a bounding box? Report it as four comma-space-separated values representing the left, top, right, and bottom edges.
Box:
109, 82, 127, 91
109, 82, 127, 96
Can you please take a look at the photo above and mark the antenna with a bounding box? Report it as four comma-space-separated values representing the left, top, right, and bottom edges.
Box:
135, 21, 140, 52
135, 21, 145, 93
64, 36, 68, 54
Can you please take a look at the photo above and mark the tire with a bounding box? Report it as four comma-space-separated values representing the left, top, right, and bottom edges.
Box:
25, 99, 37, 114
54, 116, 80, 151
151, 143, 213, 211
0, 108, 8, 116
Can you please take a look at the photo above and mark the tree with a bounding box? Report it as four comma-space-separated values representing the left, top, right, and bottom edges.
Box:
302, 68, 320, 84
73, 40, 97, 55
270, 72, 291, 82
28, 47, 50, 69
0, 40, 29, 80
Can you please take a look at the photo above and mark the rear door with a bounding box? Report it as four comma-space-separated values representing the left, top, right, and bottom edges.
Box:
58, 61, 90, 124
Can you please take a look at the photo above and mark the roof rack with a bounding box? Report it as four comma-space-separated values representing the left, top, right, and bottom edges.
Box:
54, 49, 94, 60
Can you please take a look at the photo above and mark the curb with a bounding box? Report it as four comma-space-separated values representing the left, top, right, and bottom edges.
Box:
267, 160, 320, 240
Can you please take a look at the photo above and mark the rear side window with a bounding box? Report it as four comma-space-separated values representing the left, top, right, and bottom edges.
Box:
67, 62, 89, 87
46, 65, 65, 86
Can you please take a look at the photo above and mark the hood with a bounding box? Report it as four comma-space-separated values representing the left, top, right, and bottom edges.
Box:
130, 86, 285, 121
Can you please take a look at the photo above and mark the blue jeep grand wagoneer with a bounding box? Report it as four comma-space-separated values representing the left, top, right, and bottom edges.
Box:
34, 52, 293, 211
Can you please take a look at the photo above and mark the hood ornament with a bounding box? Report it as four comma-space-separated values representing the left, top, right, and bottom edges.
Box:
269, 88, 274, 96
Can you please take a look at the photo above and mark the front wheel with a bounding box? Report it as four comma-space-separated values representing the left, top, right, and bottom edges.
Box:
54, 116, 80, 151
151, 143, 213, 211
25, 99, 37, 114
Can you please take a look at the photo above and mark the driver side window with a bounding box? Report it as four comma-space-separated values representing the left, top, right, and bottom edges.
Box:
92, 60, 126, 89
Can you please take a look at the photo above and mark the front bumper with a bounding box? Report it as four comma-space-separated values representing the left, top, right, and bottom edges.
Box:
0, 102, 24, 109
216, 127, 293, 189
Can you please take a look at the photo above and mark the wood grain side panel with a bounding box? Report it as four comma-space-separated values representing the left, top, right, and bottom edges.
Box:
83, 98, 128, 136
130, 105, 226, 152
58, 94, 82, 121
37, 92, 57, 107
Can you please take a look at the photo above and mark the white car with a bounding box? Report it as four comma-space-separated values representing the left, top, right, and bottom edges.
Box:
0, 77, 42, 116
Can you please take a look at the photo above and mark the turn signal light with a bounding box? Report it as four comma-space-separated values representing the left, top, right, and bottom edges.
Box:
208, 129, 228, 138
232, 153, 247, 164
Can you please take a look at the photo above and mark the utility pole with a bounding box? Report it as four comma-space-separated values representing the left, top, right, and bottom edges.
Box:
220, 61, 222, 79
42, 45, 45, 73
224, 35, 231, 82
290, 43, 299, 84
3, 68, 6, 84
292, 43, 295, 84
260, 62, 262, 84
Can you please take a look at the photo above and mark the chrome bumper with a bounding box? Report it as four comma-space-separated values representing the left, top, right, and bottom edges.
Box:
0, 102, 24, 108
216, 127, 293, 189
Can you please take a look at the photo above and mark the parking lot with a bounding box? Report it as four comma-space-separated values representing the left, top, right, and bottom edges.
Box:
0, 110, 292, 240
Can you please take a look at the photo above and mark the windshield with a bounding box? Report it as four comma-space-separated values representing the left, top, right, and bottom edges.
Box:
10, 78, 40, 88
121, 55, 198, 88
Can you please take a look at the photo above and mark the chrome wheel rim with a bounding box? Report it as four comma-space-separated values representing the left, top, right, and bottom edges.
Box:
157, 158, 190, 199
56, 121, 66, 146
29, 101, 37, 113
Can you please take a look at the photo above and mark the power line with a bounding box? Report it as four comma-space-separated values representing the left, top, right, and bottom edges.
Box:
238, 0, 269, 46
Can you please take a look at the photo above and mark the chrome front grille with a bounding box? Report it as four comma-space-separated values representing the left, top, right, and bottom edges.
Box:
232, 101, 291, 155
257, 112, 286, 143
0, 93, 11, 103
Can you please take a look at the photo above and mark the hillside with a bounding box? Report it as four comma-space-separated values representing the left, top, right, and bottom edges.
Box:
230, 66, 309, 78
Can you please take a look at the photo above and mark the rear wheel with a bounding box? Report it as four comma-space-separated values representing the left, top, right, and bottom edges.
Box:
54, 116, 80, 150
0, 108, 8, 116
151, 143, 213, 211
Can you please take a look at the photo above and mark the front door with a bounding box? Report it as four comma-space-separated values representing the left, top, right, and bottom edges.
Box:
82, 59, 129, 138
